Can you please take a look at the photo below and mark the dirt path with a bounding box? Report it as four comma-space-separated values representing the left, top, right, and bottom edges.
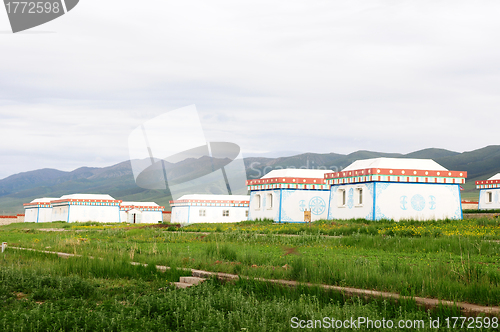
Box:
6, 246, 499, 316
190, 270, 499, 316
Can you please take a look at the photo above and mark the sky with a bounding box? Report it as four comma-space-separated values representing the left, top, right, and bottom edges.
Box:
1, 0, 500, 180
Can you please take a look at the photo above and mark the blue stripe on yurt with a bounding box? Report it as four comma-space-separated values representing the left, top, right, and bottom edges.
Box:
187, 205, 191, 223
36, 207, 40, 223
327, 187, 333, 220
67, 204, 71, 223
372, 182, 377, 221
458, 184, 463, 219
278, 189, 283, 223
478, 190, 483, 210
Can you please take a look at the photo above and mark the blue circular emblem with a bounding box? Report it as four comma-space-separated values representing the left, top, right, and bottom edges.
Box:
411, 194, 425, 211
309, 196, 326, 215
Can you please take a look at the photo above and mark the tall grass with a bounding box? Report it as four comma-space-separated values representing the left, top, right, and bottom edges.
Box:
1, 250, 468, 331
3, 220, 500, 306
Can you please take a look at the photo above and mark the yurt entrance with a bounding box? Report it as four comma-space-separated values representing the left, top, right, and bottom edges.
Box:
127, 209, 142, 224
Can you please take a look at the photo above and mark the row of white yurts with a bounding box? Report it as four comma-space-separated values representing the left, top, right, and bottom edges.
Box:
24, 194, 163, 223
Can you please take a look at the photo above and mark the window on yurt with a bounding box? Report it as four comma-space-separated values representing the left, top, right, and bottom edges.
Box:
245, 210, 249, 217
199, 209, 206, 217
487, 192, 493, 203
222, 210, 230, 217
255, 194, 261, 210
338, 189, 346, 207
266, 193, 273, 209
356, 188, 363, 206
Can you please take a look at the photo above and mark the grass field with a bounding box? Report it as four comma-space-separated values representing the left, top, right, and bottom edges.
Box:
1, 218, 500, 331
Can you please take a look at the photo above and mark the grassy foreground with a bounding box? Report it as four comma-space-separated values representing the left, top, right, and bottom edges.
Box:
0, 250, 464, 331
1, 218, 500, 331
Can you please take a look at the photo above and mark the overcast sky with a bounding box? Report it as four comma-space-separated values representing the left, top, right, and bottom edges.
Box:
1, 0, 499, 179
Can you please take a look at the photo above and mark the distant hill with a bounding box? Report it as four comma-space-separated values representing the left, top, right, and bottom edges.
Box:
404, 148, 460, 160
1, 146, 499, 214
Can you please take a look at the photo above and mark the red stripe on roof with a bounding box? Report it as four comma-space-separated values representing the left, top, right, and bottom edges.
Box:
475, 179, 500, 185
246, 177, 326, 185
50, 199, 123, 204
170, 199, 249, 204
325, 168, 467, 179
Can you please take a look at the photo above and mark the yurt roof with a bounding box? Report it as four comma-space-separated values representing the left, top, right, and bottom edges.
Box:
30, 198, 58, 203
121, 201, 159, 207
59, 194, 116, 200
261, 169, 331, 179
176, 194, 249, 201
487, 173, 500, 181
342, 158, 448, 172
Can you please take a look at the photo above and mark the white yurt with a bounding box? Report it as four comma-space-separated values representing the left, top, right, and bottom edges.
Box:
23, 198, 58, 223
170, 194, 249, 224
247, 169, 331, 223
119, 202, 164, 224
50, 194, 122, 223
476, 173, 500, 210
325, 158, 467, 221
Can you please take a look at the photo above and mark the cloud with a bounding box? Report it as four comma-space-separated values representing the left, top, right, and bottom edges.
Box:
0, 0, 500, 179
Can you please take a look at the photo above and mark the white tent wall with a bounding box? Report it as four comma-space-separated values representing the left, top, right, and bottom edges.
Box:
140, 211, 162, 223
281, 189, 329, 222
328, 182, 462, 221
119, 210, 127, 223
51, 205, 69, 222
250, 189, 330, 222
47, 194, 123, 223
171, 206, 190, 223
171, 205, 248, 224
478, 189, 500, 210
194, 206, 247, 223
65, 205, 120, 223
249, 189, 280, 221
37, 207, 53, 223
373, 183, 462, 221
51, 203, 121, 223
328, 183, 375, 220
24, 207, 39, 223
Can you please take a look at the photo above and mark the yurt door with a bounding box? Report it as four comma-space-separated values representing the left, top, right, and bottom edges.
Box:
127, 210, 142, 224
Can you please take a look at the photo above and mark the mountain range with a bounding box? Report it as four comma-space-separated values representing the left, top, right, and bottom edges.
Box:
1, 145, 499, 214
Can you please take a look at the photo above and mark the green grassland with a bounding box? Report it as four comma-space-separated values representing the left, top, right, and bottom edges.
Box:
1, 218, 500, 331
